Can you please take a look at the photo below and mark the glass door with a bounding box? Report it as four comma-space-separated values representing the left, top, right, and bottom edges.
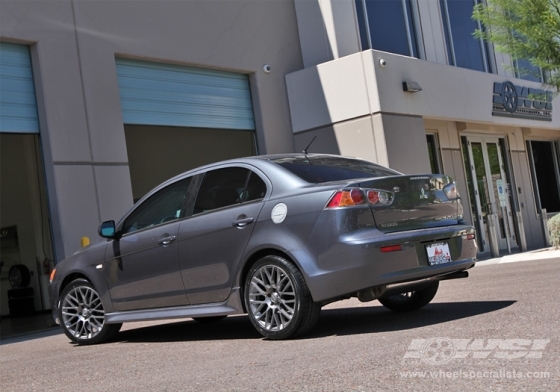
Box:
464, 136, 517, 253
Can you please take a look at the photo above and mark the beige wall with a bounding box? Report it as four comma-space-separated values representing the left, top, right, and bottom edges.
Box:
287, 50, 560, 133
294, 0, 361, 68
382, 114, 430, 174
293, 115, 388, 165
1, 0, 303, 258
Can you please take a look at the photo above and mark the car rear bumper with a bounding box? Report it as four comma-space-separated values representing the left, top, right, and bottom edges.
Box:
300, 224, 477, 302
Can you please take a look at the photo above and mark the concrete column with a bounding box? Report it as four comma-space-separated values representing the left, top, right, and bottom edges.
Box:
294, 0, 361, 68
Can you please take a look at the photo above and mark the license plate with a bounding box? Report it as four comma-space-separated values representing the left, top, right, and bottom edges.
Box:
426, 242, 451, 265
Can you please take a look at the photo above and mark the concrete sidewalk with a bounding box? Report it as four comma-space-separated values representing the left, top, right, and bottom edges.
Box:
475, 246, 560, 266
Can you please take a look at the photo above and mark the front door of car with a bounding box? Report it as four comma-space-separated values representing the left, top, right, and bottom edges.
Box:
177, 167, 267, 305
104, 178, 192, 312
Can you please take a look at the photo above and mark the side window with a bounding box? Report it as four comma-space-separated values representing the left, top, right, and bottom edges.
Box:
243, 172, 267, 202
193, 167, 267, 214
440, 0, 492, 73
123, 178, 191, 233
356, 0, 419, 58
194, 168, 248, 214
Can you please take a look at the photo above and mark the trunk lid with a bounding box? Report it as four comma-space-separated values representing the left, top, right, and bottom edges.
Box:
353, 174, 462, 233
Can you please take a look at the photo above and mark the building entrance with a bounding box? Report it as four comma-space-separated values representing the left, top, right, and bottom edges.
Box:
463, 136, 517, 255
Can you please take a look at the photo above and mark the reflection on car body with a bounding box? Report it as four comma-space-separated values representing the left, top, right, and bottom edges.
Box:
49, 153, 477, 344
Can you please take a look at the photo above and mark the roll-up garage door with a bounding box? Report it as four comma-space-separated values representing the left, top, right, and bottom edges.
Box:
116, 58, 255, 130
0, 42, 39, 133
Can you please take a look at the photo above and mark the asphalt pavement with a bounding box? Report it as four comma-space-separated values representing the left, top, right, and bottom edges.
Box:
1, 249, 558, 391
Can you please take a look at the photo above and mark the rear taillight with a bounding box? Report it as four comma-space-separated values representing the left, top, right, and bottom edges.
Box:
326, 189, 365, 208
367, 190, 392, 205
326, 188, 393, 209
444, 182, 459, 200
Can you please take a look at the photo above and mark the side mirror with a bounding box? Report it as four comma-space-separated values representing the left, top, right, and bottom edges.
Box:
98, 220, 117, 239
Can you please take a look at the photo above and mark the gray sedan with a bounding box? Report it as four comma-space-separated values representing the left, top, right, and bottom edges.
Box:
49, 153, 477, 344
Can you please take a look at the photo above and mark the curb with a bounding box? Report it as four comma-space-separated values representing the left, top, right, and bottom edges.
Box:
475, 247, 560, 267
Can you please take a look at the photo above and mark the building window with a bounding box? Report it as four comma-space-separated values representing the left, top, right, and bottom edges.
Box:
356, 0, 419, 58
426, 134, 442, 174
440, 0, 493, 73
514, 58, 545, 83
527, 141, 560, 214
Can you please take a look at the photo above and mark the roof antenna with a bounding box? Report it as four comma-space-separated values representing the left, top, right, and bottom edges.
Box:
302, 136, 317, 155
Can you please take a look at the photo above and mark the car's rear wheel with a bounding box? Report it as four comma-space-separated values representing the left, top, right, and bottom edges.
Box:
378, 281, 439, 312
58, 279, 121, 345
244, 255, 320, 339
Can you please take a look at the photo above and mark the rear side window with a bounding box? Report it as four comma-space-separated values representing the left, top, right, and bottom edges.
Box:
193, 167, 267, 214
272, 156, 400, 183
243, 172, 267, 202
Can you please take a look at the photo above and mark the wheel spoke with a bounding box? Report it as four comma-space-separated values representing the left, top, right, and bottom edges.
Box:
278, 307, 292, 320
250, 280, 267, 295
66, 293, 80, 307
272, 312, 281, 329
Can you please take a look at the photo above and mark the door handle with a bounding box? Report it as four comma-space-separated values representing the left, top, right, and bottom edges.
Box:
232, 217, 254, 228
158, 236, 176, 246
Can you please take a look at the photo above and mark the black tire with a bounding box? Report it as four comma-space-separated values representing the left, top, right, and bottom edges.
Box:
58, 279, 122, 345
8, 264, 31, 288
244, 255, 320, 340
378, 281, 439, 312
192, 315, 227, 323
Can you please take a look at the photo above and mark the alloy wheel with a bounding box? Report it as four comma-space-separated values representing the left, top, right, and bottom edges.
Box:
61, 285, 105, 340
248, 264, 296, 332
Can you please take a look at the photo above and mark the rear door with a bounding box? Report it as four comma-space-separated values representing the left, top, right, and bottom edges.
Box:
177, 166, 268, 304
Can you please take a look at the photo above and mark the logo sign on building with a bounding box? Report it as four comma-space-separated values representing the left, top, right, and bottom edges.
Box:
492, 81, 552, 121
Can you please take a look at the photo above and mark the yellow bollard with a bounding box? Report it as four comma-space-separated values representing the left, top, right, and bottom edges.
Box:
81, 236, 90, 247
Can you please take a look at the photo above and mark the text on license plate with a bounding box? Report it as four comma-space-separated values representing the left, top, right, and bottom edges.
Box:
426, 242, 451, 265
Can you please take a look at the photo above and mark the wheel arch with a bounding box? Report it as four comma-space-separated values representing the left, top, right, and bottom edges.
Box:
59, 272, 91, 296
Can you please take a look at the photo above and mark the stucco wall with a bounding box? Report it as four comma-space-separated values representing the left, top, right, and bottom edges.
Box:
1, 0, 303, 258
287, 49, 560, 133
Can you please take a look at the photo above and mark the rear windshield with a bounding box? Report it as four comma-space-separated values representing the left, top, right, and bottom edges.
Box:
271, 156, 400, 183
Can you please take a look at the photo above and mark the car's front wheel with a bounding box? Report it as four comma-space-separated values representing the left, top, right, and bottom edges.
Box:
58, 279, 121, 345
378, 281, 439, 312
244, 255, 320, 339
